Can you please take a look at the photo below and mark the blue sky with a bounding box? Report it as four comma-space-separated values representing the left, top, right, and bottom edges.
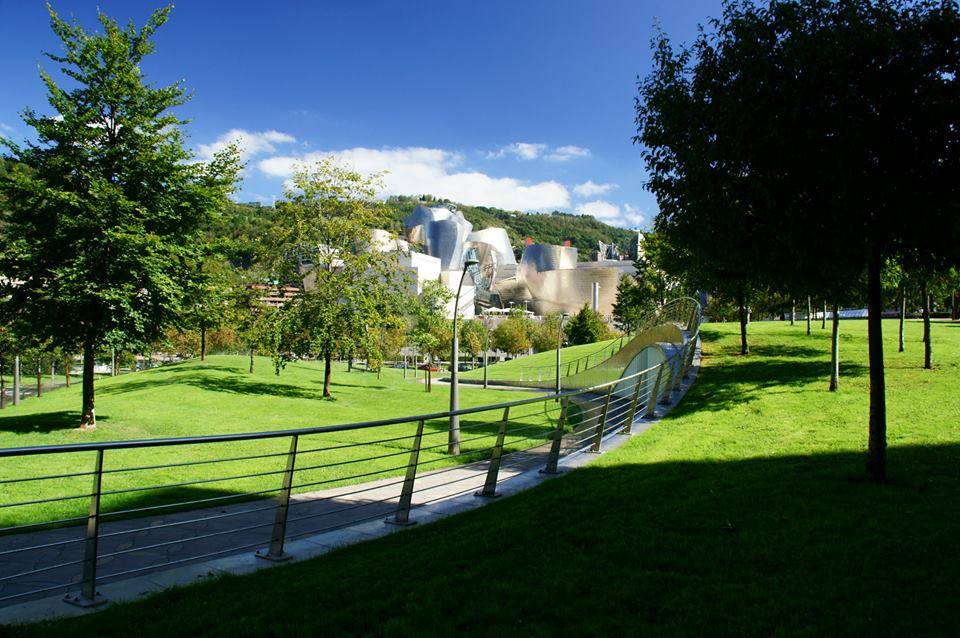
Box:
0, 0, 723, 228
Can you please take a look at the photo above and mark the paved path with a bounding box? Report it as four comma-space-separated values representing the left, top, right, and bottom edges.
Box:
0, 339, 701, 625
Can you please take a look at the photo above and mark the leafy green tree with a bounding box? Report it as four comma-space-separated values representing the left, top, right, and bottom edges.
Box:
266, 159, 402, 397
565, 304, 611, 345
638, 0, 960, 479
0, 6, 240, 429
459, 319, 487, 364
491, 316, 532, 357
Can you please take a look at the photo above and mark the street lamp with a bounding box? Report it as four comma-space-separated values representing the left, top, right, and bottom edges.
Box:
449, 257, 479, 455
555, 313, 570, 395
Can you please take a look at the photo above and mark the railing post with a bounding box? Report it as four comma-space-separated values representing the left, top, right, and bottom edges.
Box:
386, 419, 425, 525
257, 434, 299, 561
540, 397, 569, 474
621, 373, 644, 435
590, 385, 614, 452
64, 449, 107, 607
670, 344, 687, 394
682, 335, 698, 379
476, 407, 510, 498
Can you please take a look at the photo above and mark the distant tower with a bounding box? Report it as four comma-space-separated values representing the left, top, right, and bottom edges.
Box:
591, 282, 600, 312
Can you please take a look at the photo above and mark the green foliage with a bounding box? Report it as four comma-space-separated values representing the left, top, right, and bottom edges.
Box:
491, 314, 533, 356
266, 159, 404, 394
459, 319, 487, 359
565, 304, 611, 345
381, 195, 638, 261
0, 5, 239, 427
530, 312, 565, 352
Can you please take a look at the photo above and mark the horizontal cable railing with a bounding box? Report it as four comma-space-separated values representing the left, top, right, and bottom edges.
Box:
0, 300, 701, 610
508, 297, 701, 385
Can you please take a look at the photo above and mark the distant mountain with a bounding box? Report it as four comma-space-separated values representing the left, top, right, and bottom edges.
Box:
382, 196, 639, 261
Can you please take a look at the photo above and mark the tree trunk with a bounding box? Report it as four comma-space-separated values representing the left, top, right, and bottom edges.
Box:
921, 280, 932, 370
790, 300, 795, 325
806, 296, 812, 335
821, 301, 827, 329
829, 303, 840, 392
64, 356, 71, 387
0, 353, 5, 410
249, 348, 255, 374
80, 339, 97, 430
36, 358, 42, 398
737, 295, 750, 355
866, 257, 886, 481
323, 351, 332, 398
898, 283, 906, 353
200, 319, 206, 362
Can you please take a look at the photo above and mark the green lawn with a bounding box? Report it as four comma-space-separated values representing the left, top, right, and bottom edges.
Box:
0, 356, 544, 528
461, 335, 626, 382
14, 318, 960, 636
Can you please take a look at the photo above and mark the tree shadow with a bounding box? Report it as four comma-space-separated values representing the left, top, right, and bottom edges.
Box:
21, 444, 960, 636
99, 374, 325, 401
0, 410, 109, 435
676, 358, 868, 413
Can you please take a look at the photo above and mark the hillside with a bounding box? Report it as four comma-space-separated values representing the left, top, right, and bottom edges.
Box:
218, 199, 639, 265
383, 195, 639, 261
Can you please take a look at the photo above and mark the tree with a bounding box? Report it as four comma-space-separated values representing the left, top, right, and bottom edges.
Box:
411, 280, 454, 363
0, 6, 239, 429
565, 304, 611, 345
637, 0, 960, 479
531, 312, 565, 353
459, 319, 487, 364
491, 316, 532, 357
266, 159, 402, 397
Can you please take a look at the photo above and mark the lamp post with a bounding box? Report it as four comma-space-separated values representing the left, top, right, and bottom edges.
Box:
555, 313, 570, 395
482, 316, 490, 390
449, 258, 479, 455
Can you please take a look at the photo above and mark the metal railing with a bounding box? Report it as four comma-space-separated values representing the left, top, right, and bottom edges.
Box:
510, 298, 701, 385
0, 301, 701, 610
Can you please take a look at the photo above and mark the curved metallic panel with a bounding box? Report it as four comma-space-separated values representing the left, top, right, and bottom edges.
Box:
518, 243, 578, 276
466, 227, 516, 266
402, 205, 473, 271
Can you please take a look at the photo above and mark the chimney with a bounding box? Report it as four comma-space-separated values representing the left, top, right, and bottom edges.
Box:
591, 282, 600, 312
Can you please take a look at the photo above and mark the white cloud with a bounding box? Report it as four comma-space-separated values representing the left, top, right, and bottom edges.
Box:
577, 200, 645, 228
487, 142, 547, 160
488, 142, 591, 162
259, 146, 571, 211
546, 145, 591, 161
573, 180, 618, 197
0, 122, 14, 134
197, 129, 296, 162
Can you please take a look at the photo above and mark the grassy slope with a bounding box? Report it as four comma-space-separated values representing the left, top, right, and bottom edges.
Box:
461, 336, 623, 382
16, 319, 960, 637
0, 356, 541, 527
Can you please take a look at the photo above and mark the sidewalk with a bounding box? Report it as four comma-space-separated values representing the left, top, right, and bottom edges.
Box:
0, 341, 701, 626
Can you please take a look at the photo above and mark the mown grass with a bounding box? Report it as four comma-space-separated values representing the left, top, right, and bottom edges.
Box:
14, 318, 959, 636
461, 335, 626, 382
0, 356, 544, 528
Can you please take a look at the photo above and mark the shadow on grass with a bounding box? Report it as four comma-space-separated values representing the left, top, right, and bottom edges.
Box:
0, 411, 109, 435
99, 374, 325, 401
675, 357, 867, 413
15, 443, 960, 637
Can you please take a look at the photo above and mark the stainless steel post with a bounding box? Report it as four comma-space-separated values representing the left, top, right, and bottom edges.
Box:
621, 373, 644, 435
591, 386, 613, 452
476, 407, 510, 498
541, 397, 569, 474
64, 449, 107, 607
257, 434, 299, 561
386, 419, 425, 525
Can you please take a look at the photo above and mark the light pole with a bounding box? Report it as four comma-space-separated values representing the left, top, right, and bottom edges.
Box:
555, 313, 570, 395
449, 257, 479, 455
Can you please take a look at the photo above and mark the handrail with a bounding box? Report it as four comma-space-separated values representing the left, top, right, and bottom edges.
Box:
0, 297, 702, 611
508, 297, 700, 382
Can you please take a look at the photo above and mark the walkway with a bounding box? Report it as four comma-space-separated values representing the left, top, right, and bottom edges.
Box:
0, 341, 701, 625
